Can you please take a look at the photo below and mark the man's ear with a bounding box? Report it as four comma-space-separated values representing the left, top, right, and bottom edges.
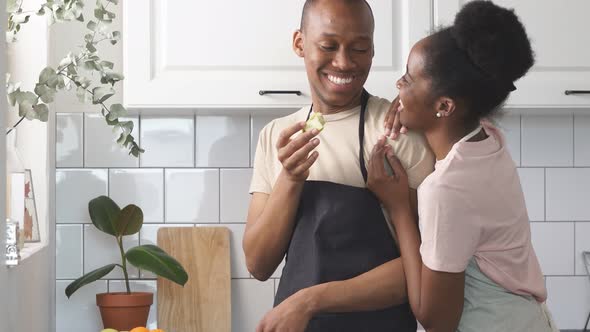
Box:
293, 29, 304, 57
436, 96, 456, 117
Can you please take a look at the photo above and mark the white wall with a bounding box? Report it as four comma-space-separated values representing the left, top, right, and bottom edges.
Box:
2, 0, 55, 331
1, 0, 9, 325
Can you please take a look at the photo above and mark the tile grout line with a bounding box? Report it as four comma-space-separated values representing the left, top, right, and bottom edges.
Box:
574, 222, 577, 275
543, 168, 548, 221
163, 167, 167, 224
193, 114, 197, 168
137, 114, 142, 168
543, 167, 546, 222
138, 114, 143, 168
82, 113, 86, 168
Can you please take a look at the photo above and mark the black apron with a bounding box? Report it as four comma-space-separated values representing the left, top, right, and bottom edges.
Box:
274, 91, 417, 331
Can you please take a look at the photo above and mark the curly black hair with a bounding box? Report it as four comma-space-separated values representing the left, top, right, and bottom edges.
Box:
423, 1, 534, 123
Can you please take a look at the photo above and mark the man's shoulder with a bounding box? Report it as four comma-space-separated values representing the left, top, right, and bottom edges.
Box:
368, 94, 392, 110
366, 95, 392, 122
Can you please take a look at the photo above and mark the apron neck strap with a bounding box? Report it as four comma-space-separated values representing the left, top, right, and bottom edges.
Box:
357, 90, 370, 183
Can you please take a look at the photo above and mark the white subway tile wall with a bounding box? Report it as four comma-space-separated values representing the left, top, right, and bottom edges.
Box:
56, 113, 83, 167
85, 113, 140, 168
55, 113, 590, 331
521, 115, 574, 167
109, 169, 164, 223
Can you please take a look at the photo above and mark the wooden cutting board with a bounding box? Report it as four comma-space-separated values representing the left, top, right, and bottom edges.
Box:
157, 227, 231, 332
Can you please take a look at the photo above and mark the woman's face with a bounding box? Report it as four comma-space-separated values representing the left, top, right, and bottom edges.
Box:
396, 38, 438, 131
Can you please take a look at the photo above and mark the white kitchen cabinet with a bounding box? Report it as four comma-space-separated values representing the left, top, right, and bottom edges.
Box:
123, 0, 432, 108
434, 0, 590, 108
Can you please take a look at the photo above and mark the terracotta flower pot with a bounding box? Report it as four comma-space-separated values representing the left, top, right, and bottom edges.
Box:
96, 292, 153, 330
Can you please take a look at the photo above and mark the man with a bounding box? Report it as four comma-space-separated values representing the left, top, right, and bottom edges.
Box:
244, 1, 434, 331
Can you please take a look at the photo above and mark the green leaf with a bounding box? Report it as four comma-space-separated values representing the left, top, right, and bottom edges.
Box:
36, 6, 46, 15
101, 70, 124, 85
120, 120, 133, 134
115, 205, 143, 236
57, 75, 66, 89
33, 103, 49, 122
88, 195, 120, 236
19, 101, 36, 119
83, 60, 100, 71
7, 89, 20, 106
94, 7, 104, 20
85, 42, 96, 53
86, 20, 97, 31
116, 132, 126, 145
39, 67, 56, 84
92, 86, 115, 104
34, 84, 56, 103
107, 0, 118, 5
65, 264, 118, 298
12, 13, 30, 24
126, 245, 188, 286
105, 115, 119, 126
100, 61, 114, 69
84, 33, 93, 43
107, 103, 126, 121
15, 91, 37, 105
7, 0, 22, 13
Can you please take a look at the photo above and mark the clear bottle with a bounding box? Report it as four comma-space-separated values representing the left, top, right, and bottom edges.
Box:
5, 131, 25, 250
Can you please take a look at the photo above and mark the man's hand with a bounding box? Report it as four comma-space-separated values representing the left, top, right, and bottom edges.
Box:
277, 121, 321, 182
256, 290, 314, 332
366, 136, 411, 219
384, 95, 408, 140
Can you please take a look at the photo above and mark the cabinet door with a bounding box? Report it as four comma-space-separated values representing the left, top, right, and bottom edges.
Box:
434, 0, 590, 108
123, 0, 431, 108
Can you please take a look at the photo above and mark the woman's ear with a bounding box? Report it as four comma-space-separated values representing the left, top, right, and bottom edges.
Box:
293, 30, 304, 57
436, 97, 456, 117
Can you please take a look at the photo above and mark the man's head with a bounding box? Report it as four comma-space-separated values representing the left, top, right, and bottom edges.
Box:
294, 0, 375, 113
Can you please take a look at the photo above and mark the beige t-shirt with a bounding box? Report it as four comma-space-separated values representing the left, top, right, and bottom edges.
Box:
250, 95, 434, 194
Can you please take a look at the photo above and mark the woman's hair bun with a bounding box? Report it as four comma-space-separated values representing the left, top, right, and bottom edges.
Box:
452, 0, 534, 84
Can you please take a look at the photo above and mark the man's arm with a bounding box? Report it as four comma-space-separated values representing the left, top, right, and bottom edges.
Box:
244, 122, 321, 281
244, 173, 304, 281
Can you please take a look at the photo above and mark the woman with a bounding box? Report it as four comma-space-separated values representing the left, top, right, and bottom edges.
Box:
368, 1, 558, 331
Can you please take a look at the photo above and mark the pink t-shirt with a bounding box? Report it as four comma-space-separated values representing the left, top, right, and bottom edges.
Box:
418, 122, 547, 302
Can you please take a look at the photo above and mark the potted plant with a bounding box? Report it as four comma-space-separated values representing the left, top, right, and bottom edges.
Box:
65, 195, 188, 331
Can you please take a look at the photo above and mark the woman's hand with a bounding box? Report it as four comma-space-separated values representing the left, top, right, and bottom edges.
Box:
277, 121, 321, 182
367, 136, 412, 218
384, 96, 408, 140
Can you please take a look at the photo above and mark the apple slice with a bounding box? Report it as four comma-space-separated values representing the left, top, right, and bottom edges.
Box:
304, 112, 326, 133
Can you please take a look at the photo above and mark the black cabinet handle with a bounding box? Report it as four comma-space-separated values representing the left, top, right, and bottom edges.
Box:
259, 90, 302, 96
565, 90, 590, 95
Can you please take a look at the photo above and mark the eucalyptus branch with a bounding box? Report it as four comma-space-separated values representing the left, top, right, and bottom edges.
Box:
5, 116, 26, 135
5, 0, 143, 156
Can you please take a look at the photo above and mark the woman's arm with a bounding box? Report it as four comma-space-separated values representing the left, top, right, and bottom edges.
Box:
367, 137, 464, 331
391, 209, 464, 331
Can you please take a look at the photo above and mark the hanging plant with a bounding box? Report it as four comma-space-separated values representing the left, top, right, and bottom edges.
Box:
5, 0, 143, 157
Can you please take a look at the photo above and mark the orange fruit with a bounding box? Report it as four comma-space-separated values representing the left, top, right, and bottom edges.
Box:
150, 330, 165, 332
130, 328, 149, 332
